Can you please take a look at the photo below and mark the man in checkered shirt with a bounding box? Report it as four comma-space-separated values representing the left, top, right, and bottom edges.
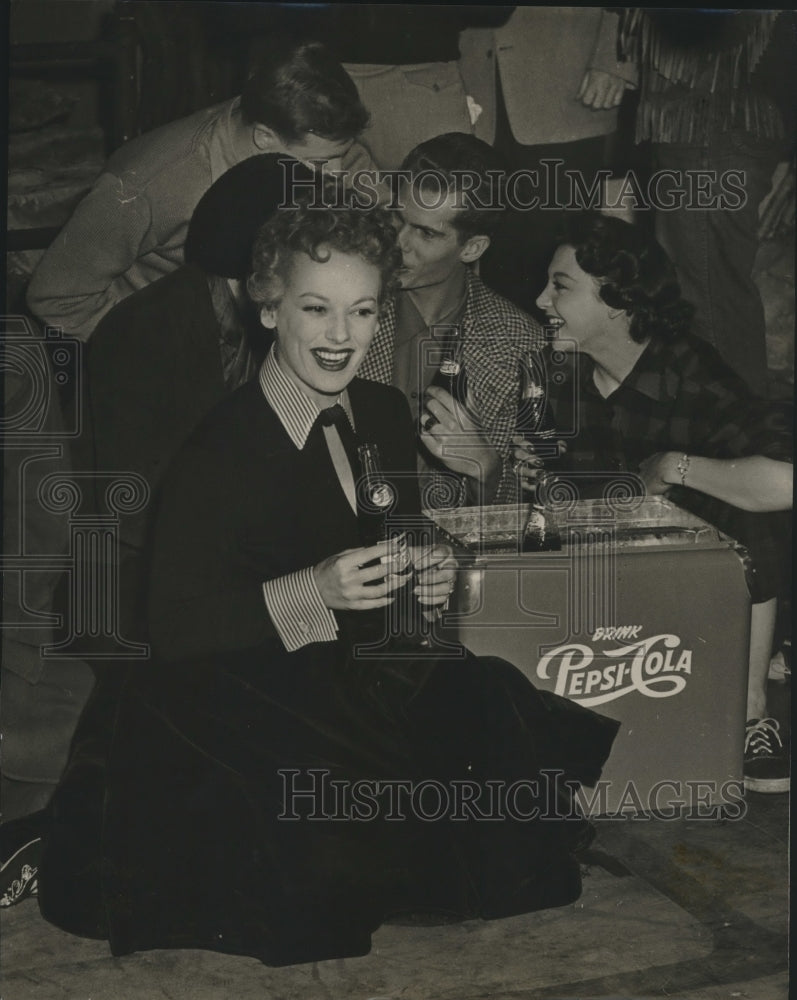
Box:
357, 133, 544, 508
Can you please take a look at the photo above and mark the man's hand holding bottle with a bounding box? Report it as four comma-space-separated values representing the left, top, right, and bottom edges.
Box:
420, 385, 501, 499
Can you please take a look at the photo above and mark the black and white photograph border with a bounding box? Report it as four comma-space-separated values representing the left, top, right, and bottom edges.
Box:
2, 4, 794, 999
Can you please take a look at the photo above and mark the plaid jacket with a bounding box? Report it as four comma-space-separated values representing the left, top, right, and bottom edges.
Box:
359, 270, 544, 504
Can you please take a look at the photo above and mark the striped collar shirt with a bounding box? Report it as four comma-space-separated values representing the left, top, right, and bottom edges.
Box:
257, 344, 357, 653
258, 344, 354, 448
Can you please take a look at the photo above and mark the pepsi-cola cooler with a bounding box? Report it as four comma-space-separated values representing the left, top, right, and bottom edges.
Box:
431, 498, 752, 816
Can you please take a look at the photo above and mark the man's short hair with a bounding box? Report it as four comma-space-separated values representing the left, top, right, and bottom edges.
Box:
400, 133, 507, 242
241, 38, 369, 143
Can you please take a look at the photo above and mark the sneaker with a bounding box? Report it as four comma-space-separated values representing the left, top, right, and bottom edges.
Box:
744, 718, 790, 793
0, 837, 40, 907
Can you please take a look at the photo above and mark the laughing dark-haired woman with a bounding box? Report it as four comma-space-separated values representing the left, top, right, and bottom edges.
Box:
514, 210, 793, 795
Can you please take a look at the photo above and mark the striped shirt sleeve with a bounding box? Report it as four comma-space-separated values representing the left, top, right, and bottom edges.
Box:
262, 567, 339, 652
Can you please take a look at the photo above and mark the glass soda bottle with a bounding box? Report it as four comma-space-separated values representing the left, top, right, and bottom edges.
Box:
357, 443, 396, 546
421, 325, 468, 431
517, 349, 559, 460
356, 443, 412, 577
517, 350, 562, 551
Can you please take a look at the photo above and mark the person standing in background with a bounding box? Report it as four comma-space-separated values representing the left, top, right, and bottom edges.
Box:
459, 7, 637, 314
242, 5, 511, 171
337, 6, 510, 171
618, 9, 794, 397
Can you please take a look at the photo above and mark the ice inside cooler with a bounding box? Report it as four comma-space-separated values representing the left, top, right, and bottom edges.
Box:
426, 497, 731, 554
554, 497, 729, 548
424, 503, 556, 553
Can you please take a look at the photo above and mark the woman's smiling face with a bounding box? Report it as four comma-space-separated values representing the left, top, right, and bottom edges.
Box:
261, 247, 381, 406
536, 244, 615, 355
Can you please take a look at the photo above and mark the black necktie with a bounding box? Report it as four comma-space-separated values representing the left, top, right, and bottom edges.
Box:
316, 403, 361, 480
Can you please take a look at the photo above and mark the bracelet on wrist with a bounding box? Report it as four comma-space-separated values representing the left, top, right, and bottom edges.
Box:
675, 453, 690, 487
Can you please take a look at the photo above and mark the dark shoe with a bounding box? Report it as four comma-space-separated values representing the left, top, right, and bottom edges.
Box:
744, 718, 790, 793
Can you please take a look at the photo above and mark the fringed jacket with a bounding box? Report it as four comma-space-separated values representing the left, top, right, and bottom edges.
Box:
618, 9, 785, 145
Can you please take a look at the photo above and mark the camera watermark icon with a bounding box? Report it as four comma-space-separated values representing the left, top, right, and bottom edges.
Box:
2, 318, 82, 439
2, 315, 150, 658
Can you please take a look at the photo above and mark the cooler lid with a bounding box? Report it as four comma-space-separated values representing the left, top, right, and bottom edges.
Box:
426, 498, 744, 554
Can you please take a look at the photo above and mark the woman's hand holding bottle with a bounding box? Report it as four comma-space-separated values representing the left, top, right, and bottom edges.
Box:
313, 537, 456, 615
313, 540, 412, 611
410, 542, 457, 609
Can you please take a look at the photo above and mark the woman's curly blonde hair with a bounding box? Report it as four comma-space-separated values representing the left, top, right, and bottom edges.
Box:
247, 182, 402, 311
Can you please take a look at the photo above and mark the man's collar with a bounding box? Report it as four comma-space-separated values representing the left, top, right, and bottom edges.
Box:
459, 267, 491, 328
400, 264, 470, 329
397, 279, 468, 338
259, 346, 352, 449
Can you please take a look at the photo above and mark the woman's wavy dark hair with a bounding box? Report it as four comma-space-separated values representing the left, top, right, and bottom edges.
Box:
247, 182, 402, 310
560, 211, 695, 343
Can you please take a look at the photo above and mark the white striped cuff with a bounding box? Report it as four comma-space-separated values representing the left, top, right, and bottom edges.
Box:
262, 567, 339, 652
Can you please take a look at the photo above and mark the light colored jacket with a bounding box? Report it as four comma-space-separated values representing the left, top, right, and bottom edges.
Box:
459, 8, 637, 147
26, 98, 375, 341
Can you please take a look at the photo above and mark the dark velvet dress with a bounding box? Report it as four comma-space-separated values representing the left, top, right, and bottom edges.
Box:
38, 377, 619, 966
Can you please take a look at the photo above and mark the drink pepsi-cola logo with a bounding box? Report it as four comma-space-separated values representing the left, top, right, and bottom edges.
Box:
369, 483, 395, 508
439, 359, 461, 376
536, 632, 693, 707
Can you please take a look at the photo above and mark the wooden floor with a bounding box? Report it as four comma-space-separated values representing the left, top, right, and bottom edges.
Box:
1, 778, 788, 999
